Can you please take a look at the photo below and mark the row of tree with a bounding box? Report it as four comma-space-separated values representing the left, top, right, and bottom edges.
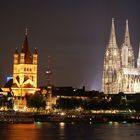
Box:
56, 93, 140, 111
26, 91, 46, 110
0, 91, 46, 111
1, 90, 140, 112
0, 92, 14, 109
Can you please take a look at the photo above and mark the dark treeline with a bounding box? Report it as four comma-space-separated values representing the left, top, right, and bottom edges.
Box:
55, 92, 140, 111
0, 92, 14, 109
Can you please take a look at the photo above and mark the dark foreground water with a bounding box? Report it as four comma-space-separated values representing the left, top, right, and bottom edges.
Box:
0, 122, 140, 140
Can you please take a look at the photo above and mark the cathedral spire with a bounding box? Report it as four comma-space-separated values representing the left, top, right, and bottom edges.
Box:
108, 18, 117, 48
103, 18, 121, 94
121, 19, 134, 68
124, 19, 131, 47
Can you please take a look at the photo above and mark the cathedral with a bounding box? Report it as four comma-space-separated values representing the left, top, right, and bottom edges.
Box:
11, 30, 38, 109
102, 18, 140, 94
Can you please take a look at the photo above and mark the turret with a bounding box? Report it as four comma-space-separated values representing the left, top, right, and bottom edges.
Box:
14, 48, 19, 64
20, 46, 25, 64
33, 48, 38, 64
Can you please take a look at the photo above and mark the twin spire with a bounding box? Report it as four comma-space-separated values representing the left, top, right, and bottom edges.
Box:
124, 19, 131, 47
108, 18, 131, 49
108, 18, 117, 48
108, 18, 140, 68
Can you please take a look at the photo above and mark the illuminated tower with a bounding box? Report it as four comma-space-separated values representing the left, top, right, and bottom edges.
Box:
102, 18, 121, 94
121, 20, 134, 68
12, 29, 38, 99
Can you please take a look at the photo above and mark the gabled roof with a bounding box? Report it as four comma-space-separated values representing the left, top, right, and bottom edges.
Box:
34, 48, 38, 54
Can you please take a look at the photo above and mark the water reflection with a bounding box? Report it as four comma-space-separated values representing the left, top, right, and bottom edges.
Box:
5, 124, 39, 140
35, 122, 43, 128
0, 123, 140, 140
59, 122, 65, 140
59, 122, 65, 128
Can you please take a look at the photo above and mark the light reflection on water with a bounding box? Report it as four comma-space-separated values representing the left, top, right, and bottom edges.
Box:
0, 122, 140, 140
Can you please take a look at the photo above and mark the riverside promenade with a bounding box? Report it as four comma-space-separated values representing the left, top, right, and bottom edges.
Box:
34, 110, 140, 123
1, 110, 140, 123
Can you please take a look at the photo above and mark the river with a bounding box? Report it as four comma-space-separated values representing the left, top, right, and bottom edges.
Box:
0, 122, 140, 140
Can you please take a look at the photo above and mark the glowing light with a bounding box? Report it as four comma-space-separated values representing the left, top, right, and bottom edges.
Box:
35, 122, 43, 128
60, 112, 66, 116
59, 122, 65, 128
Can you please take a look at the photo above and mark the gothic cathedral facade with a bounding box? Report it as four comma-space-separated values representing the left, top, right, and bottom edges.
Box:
102, 19, 140, 94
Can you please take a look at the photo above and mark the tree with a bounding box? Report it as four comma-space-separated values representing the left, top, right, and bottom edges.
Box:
132, 94, 140, 111
27, 91, 46, 111
56, 98, 81, 109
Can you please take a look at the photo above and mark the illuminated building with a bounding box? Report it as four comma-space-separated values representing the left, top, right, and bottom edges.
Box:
11, 29, 38, 109
103, 18, 140, 94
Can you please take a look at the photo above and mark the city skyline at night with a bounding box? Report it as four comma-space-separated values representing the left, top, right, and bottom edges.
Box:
0, 0, 140, 90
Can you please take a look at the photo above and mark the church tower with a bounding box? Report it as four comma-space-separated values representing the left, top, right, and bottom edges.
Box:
12, 29, 38, 110
102, 18, 121, 94
121, 20, 134, 68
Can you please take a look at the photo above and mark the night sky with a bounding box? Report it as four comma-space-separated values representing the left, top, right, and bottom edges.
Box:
0, 0, 140, 90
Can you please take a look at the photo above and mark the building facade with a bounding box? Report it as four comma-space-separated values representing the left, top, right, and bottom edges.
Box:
11, 30, 38, 109
102, 19, 140, 94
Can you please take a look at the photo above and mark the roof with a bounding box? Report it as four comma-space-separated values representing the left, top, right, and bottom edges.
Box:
22, 34, 32, 64
4, 79, 13, 88
14, 48, 18, 54
34, 48, 38, 54
23, 83, 34, 88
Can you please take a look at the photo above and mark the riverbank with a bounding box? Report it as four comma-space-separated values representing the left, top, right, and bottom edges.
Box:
34, 112, 140, 123
1, 110, 140, 124
0, 111, 34, 123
